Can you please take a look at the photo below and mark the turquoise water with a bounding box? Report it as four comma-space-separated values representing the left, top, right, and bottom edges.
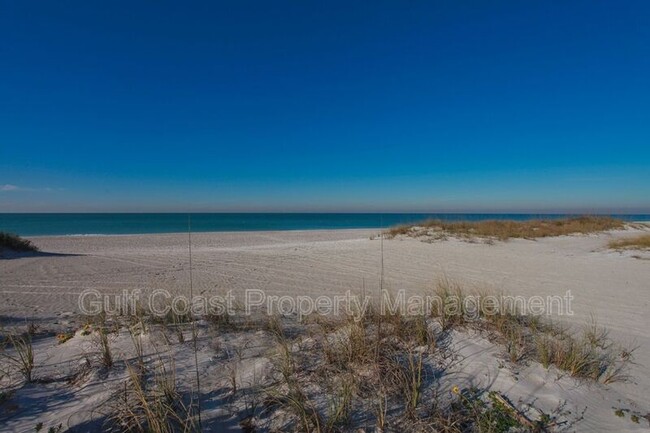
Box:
1, 213, 648, 236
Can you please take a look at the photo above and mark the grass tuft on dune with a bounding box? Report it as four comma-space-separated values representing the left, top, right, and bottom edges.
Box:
386, 216, 625, 241
608, 234, 650, 250
0, 280, 637, 432
0, 232, 39, 252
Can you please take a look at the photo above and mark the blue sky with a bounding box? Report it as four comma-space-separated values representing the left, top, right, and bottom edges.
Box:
1, 1, 649, 212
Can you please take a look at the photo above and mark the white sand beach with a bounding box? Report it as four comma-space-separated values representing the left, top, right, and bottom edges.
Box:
4, 1, 650, 431
1, 227, 649, 432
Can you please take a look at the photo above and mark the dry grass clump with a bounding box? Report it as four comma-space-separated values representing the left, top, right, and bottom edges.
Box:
105, 358, 197, 433
608, 234, 650, 250
441, 292, 635, 383
261, 311, 438, 432
2, 280, 627, 432
0, 334, 35, 383
420, 280, 634, 384
256, 304, 570, 432
0, 232, 38, 253
533, 319, 635, 384
386, 216, 624, 241
84, 313, 116, 369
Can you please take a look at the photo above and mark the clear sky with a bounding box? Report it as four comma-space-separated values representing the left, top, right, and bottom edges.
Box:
1, 1, 649, 212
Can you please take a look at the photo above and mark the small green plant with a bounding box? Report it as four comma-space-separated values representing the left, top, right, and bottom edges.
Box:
480, 392, 524, 432
614, 408, 625, 418
450, 388, 524, 433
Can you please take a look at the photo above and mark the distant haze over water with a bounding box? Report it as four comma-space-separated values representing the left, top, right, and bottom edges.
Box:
1, 213, 649, 237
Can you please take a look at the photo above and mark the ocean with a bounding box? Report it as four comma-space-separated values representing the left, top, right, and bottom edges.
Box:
1, 213, 649, 237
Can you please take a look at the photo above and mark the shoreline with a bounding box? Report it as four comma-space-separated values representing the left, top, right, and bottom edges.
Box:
4, 213, 649, 238
25, 227, 382, 239
21, 221, 649, 239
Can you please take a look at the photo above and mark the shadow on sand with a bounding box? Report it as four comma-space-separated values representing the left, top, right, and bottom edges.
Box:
0, 250, 82, 260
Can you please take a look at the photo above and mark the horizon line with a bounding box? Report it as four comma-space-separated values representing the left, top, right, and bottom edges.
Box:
2, 210, 650, 215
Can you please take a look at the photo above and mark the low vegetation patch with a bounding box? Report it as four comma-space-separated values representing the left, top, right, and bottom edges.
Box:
608, 234, 650, 250
1, 334, 35, 383
105, 359, 196, 433
257, 309, 543, 432
0, 281, 634, 432
385, 216, 625, 241
0, 232, 38, 253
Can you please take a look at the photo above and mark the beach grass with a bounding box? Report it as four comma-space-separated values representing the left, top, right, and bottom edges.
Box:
249, 284, 627, 431
385, 216, 625, 241
608, 234, 650, 250
1, 280, 631, 432
0, 232, 39, 253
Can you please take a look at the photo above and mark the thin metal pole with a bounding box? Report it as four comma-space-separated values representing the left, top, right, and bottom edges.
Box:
380, 214, 384, 292
188, 215, 202, 429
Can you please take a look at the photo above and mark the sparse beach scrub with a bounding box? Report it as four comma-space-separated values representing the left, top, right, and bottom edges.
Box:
428, 281, 635, 383
94, 325, 114, 369
81, 324, 93, 336
56, 332, 74, 344
608, 233, 650, 250
0, 282, 632, 432
386, 216, 625, 241
106, 358, 197, 433
0, 232, 38, 253
1, 334, 35, 383
256, 298, 571, 432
